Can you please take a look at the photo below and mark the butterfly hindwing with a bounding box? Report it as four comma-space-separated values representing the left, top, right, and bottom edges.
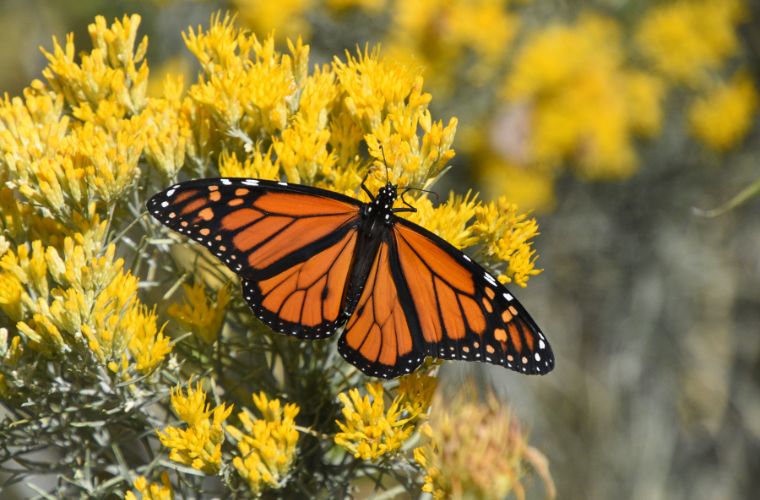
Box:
147, 178, 362, 339
240, 226, 358, 339
337, 239, 426, 378
392, 219, 554, 375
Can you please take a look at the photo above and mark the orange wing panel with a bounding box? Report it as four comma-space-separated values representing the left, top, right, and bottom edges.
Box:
341, 242, 417, 373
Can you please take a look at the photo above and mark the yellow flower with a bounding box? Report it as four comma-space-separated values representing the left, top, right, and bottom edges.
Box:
1, 228, 170, 372
41, 14, 148, 114
688, 71, 758, 152
125, 472, 174, 500
387, 0, 520, 91
396, 371, 438, 417
636, 0, 747, 85
143, 76, 191, 180
415, 390, 555, 500
0, 83, 68, 181
226, 392, 300, 495
127, 306, 172, 374
0, 269, 24, 323
403, 192, 480, 250
333, 46, 429, 132
233, 0, 313, 40
274, 115, 336, 184
624, 70, 666, 138
505, 14, 654, 179
157, 382, 233, 474
9, 99, 147, 224
0, 240, 51, 323
478, 154, 557, 213
472, 197, 541, 287
334, 381, 426, 460
185, 17, 299, 138
168, 282, 231, 344
218, 149, 279, 180
0, 188, 66, 246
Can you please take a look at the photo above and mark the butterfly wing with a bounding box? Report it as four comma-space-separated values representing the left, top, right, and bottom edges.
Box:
392, 219, 554, 375
147, 178, 362, 339
337, 238, 426, 378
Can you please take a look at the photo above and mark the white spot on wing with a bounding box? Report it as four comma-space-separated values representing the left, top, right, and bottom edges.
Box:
278, 181, 287, 186
484, 273, 498, 286
539, 340, 546, 350
160, 201, 169, 208
503, 293, 513, 302
242, 179, 259, 186
221, 178, 231, 185
166, 189, 176, 197
463, 255, 472, 262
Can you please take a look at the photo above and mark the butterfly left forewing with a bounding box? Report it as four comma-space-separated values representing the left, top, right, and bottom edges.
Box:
392, 220, 554, 375
147, 178, 363, 339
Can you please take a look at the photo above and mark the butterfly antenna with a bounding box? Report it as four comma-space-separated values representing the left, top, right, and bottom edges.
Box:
402, 186, 440, 203
359, 169, 374, 200
380, 145, 391, 184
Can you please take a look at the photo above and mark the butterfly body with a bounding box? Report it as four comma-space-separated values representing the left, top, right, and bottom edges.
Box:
344, 183, 401, 316
148, 178, 554, 379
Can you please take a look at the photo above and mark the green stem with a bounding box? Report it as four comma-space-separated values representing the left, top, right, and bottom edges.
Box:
693, 176, 760, 217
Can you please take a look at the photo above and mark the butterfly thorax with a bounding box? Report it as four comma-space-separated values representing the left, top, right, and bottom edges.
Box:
360, 183, 398, 231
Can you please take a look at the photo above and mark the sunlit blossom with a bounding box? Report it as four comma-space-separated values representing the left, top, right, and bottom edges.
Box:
636, 0, 746, 85
415, 390, 555, 500
167, 281, 231, 344
688, 70, 758, 152
124, 472, 174, 500
334, 378, 433, 461
157, 382, 233, 474
226, 392, 301, 495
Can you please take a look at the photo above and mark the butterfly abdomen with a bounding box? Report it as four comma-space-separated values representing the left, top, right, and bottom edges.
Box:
342, 183, 399, 316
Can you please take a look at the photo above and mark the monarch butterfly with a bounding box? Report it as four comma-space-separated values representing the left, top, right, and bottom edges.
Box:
147, 178, 554, 378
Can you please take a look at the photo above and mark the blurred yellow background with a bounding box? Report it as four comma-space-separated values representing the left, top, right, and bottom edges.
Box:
1, 0, 758, 498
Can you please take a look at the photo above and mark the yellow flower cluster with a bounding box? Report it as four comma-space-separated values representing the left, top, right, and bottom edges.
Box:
167, 282, 231, 344
404, 192, 480, 250
387, 0, 520, 91
218, 149, 279, 180
472, 197, 541, 287
636, 0, 746, 86
334, 373, 436, 460
158, 382, 234, 474
415, 391, 554, 500
504, 14, 664, 180
688, 71, 759, 152
226, 392, 301, 495
233, 0, 519, 93
0, 227, 171, 381
158, 385, 301, 495
143, 76, 192, 180
0, 17, 152, 227
125, 472, 174, 500
179, 14, 453, 189
232, 0, 313, 40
